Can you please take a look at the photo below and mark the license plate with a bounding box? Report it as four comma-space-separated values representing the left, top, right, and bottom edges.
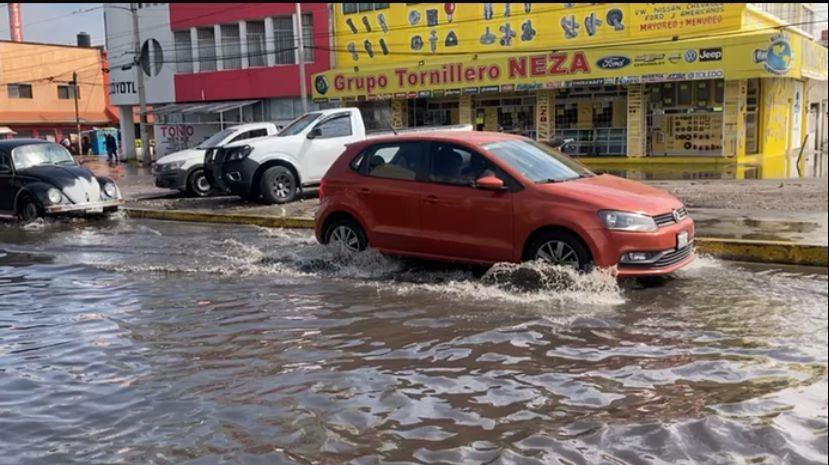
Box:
677, 231, 689, 250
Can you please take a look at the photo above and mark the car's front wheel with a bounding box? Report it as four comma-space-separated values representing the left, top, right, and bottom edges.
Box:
260, 166, 297, 204
17, 194, 43, 223
525, 231, 592, 271
324, 217, 368, 253
187, 168, 212, 197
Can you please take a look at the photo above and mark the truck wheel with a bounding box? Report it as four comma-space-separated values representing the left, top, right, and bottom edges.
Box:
324, 217, 367, 253
260, 166, 297, 204
186, 168, 212, 197
525, 231, 591, 271
17, 194, 43, 223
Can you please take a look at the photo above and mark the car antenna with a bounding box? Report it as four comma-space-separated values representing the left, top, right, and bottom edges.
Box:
389, 124, 398, 135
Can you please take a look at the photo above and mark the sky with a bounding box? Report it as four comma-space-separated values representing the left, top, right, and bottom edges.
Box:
0, 3, 106, 46
0, 2, 827, 47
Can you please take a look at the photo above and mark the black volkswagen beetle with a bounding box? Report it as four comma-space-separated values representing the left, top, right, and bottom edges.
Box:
0, 139, 124, 222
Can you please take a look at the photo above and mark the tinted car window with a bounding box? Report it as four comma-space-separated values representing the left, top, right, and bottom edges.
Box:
363, 142, 427, 181
230, 128, 269, 143
197, 128, 235, 148
428, 143, 502, 187
316, 115, 352, 138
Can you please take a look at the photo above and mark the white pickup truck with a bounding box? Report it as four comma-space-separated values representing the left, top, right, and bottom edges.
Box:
204, 107, 471, 204
153, 123, 278, 197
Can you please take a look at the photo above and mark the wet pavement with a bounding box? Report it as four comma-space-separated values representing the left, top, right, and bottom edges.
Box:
1, 218, 826, 465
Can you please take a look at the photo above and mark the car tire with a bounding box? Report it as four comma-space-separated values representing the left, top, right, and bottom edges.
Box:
17, 194, 43, 223
260, 166, 297, 204
525, 231, 592, 271
324, 217, 368, 253
186, 168, 212, 197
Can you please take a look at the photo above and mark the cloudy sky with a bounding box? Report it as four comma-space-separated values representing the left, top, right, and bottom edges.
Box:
0, 3, 106, 46
0, 2, 827, 48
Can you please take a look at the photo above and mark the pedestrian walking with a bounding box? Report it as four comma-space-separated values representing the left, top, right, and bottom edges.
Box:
81, 136, 90, 156
105, 133, 119, 164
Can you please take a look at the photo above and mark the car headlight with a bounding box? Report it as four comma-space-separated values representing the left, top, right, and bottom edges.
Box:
103, 182, 118, 198
47, 188, 62, 204
597, 210, 657, 232
225, 145, 253, 162
159, 160, 185, 172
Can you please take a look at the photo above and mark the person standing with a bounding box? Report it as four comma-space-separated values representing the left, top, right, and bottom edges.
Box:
105, 133, 119, 164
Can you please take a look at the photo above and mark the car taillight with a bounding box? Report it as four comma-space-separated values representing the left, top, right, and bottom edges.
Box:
319, 178, 327, 199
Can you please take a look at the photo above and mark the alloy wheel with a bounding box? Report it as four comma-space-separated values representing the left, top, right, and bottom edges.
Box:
535, 240, 580, 267
330, 225, 362, 253
195, 175, 210, 193
272, 174, 293, 199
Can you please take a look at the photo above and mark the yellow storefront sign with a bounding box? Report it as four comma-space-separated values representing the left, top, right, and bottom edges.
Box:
333, 3, 746, 67
313, 31, 808, 101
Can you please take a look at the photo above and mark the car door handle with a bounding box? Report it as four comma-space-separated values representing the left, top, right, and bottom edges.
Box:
425, 194, 438, 203
359, 187, 371, 194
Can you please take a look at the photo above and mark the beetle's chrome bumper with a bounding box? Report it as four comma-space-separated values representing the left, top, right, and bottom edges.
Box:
45, 199, 124, 214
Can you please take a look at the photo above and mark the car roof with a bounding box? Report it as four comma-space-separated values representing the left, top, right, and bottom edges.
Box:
0, 138, 52, 150
358, 131, 528, 148
227, 122, 276, 131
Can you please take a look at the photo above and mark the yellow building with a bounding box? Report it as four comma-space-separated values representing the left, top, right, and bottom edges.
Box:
0, 39, 117, 142
312, 3, 828, 177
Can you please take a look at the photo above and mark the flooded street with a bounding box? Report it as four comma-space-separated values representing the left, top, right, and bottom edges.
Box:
1, 218, 826, 465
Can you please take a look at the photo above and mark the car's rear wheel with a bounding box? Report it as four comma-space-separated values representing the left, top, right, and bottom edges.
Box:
17, 194, 43, 223
260, 166, 297, 204
324, 217, 367, 253
186, 168, 212, 197
525, 231, 591, 271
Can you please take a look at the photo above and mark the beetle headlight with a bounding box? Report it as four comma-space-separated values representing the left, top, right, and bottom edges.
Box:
103, 182, 118, 198
47, 188, 62, 204
598, 210, 657, 232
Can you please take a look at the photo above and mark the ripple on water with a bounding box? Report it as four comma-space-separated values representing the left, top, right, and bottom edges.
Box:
0, 221, 826, 465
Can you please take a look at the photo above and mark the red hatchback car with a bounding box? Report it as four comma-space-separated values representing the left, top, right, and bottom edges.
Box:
315, 132, 694, 277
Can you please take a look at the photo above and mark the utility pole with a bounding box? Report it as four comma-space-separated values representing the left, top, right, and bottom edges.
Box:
131, 2, 151, 165
295, 3, 308, 114
72, 72, 82, 157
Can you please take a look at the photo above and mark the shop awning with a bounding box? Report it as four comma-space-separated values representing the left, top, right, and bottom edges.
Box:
150, 100, 260, 116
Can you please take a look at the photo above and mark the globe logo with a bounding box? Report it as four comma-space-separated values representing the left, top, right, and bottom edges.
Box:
683, 49, 697, 63
315, 76, 329, 95
753, 35, 793, 75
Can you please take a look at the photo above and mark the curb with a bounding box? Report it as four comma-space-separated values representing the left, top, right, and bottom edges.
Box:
695, 237, 827, 268
125, 208, 314, 229
125, 208, 828, 268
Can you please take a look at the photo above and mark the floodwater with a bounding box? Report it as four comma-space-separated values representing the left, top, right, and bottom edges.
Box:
1, 218, 826, 465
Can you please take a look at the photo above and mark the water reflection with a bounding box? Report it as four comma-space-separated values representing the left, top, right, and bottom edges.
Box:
0, 220, 826, 464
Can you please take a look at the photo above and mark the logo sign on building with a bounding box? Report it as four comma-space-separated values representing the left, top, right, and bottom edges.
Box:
314, 31, 801, 101
596, 56, 631, 70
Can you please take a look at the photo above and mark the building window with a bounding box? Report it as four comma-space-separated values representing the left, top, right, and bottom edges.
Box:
801, 5, 815, 37
174, 30, 193, 74
7, 83, 32, 99
343, 3, 388, 14
221, 24, 241, 69
301, 13, 313, 63
273, 16, 294, 65
247, 20, 266, 67
57, 85, 79, 100
197, 27, 216, 72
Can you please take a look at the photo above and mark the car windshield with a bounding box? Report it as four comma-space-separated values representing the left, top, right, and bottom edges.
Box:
196, 128, 235, 149
278, 112, 321, 137
11, 143, 76, 170
483, 139, 593, 183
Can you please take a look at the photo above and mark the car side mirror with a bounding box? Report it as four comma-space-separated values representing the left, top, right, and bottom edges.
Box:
474, 175, 505, 191
307, 127, 322, 140
0, 164, 11, 174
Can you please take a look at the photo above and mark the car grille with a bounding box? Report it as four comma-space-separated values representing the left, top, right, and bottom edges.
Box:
622, 243, 694, 269
653, 207, 688, 227
652, 243, 693, 268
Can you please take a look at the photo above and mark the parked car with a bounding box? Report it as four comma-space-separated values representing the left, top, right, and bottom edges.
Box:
0, 139, 124, 222
315, 132, 695, 278
205, 108, 470, 204
153, 123, 278, 197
